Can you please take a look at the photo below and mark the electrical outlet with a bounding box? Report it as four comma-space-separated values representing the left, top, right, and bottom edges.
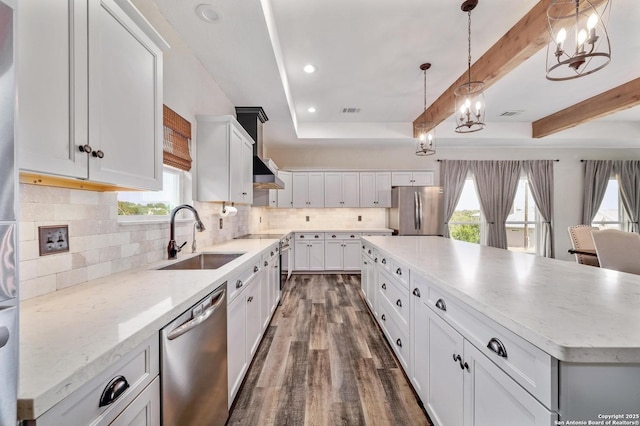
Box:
38, 225, 69, 256
219, 218, 223, 229
358, 215, 362, 221
305, 216, 310, 222
259, 216, 262, 224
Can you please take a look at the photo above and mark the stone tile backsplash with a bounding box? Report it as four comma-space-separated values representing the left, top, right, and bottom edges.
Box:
19, 184, 251, 300
251, 206, 387, 232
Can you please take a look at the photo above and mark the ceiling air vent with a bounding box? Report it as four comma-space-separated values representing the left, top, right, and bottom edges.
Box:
342, 107, 361, 114
499, 110, 523, 117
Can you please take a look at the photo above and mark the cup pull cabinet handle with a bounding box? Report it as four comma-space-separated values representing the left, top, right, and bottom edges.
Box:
381, 314, 386, 321
381, 258, 386, 264
381, 283, 386, 290
435, 298, 447, 312
396, 299, 402, 308
99, 376, 129, 407
236, 280, 243, 289
396, 338, 402, 347
254, 266, 259, 273
264, 261, 269, 267
453, 353, 461, 363
412, 288, 421, 297
487, 338, 508, 358
396, 268, 402, 275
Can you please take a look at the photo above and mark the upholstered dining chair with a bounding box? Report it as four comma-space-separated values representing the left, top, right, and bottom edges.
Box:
568, 225, 600, 267
591, 229, 640, 275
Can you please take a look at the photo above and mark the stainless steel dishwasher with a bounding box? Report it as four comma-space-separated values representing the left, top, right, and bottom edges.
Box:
161, 282, 228, 425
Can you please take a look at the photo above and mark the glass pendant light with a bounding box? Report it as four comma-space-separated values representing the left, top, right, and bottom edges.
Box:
546, 0, 611, 81
454, 0, 485, 133
415, 63, 436, 156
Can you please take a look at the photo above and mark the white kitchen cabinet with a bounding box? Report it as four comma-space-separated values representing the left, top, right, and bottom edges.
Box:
292, 172, 324, 208
324, 172, 360, 208
19, 0, 166, 190
226, 288, 248, 405
195, 116, 255, 203
359, 172, 392, 207
277, 171, 293, 208
391, 171, 434, 186
110, 377, 160, 426
293, 233, 325, 270
410, 282, 429, 404
245, 276, 262, 359
360, 242, 377, 313
324, 234, 361, 271
260, 249, 280, 330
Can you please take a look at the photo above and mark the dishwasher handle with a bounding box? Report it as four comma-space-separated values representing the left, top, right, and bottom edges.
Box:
167, 288, 226, 340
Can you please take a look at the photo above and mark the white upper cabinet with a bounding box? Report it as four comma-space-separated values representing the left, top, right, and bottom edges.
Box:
360, 172, 391, 207
277, 171, 292, 208
195, 116, 254, 204
324, 172, 359, 208
391, 171, 434, 187
18, 0, 166, 190
292, 172, 324, 208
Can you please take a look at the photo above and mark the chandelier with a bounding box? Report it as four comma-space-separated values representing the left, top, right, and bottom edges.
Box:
546, 0, 611, 81
415, 63, 436, 156
454, 0, 485, 133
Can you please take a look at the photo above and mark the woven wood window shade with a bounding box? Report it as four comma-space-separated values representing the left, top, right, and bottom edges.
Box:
163, 105, 192, 171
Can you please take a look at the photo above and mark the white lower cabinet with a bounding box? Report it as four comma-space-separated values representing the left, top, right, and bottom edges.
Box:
227, 288, 248, 406
245, 277, 262, 359
294, 234, 325, 271
324, 238, 361, 271
110, 377, 160, 426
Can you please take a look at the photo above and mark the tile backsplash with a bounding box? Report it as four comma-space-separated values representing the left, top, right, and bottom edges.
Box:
19, 184, 251, 300
251, 207, 387, 231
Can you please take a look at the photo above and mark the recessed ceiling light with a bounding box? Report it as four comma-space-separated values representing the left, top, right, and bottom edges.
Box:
308, 107, 316, 113
196, 4, 221, 23
303, 64, 316, 74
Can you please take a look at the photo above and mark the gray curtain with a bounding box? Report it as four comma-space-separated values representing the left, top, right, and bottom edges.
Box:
615, 161, 640, 233
524, 160, 554, 258
582, 160, 614, 224
471, 161, 523, 249
440, 160, 470, 238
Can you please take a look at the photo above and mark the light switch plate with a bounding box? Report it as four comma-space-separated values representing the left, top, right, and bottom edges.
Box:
38, 225, 69, 256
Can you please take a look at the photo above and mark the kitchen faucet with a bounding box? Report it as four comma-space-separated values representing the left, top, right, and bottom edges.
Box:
167, 204, 206, 259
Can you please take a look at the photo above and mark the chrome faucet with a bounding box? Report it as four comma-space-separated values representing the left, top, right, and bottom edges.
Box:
168, 204, 206, 260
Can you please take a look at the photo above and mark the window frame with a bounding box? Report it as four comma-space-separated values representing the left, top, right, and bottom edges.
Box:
591, 176, 627, 231
504, 175, 540, 255
447, 176, 484, 245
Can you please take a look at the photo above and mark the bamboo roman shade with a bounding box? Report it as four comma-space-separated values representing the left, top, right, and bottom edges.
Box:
163, 105, 192, 171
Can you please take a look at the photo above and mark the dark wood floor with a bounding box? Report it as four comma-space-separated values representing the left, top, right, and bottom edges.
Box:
227, 274, 432, 426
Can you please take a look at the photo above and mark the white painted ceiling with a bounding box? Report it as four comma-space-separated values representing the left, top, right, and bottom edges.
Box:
153, 0, 640, 149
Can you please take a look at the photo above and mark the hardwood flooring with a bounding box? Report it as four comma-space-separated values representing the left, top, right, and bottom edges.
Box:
227, 274, 432, 426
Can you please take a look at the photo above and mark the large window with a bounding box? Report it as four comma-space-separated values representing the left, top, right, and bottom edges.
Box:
118, 166, 185, 219
505, 178, 537, 253
592, 178, 624, 230
449, 178, 481, 244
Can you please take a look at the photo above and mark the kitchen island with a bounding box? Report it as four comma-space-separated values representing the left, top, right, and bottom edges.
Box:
362, 236, 640, 425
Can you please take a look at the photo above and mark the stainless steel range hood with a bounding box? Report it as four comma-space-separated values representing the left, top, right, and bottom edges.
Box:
236, 107, 285, 190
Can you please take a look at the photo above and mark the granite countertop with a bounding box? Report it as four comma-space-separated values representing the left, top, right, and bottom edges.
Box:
364, 236, 640, 363
18, 238, 279, 420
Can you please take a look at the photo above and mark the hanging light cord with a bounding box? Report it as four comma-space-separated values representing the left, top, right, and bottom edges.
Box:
467, 9, 472, 84
423, 69, 427, 113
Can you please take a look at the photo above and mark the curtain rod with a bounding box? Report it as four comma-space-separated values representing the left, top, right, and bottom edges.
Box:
436, 159, 560, 162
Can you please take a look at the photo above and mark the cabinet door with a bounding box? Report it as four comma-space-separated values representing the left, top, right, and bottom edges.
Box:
271, 257, 280, 310
227, 293, 247, 404
308, 241, 325, 271
292, 173, 309, 208
391, 172, 413, 186
246, 279, 262, 358
375, 172, 392, 207
294, 241, 309, 270
18, 0, 87, 178
324, 240, 343, 270
342, 172, 360, 207
427, 308, 464, 426
464, 341, 556, 426
307, 172, 325, 207
277, 171, 293, 208
411, 298, 429, 403
413, 171, 434, 186
359, 172, 376, 207
324, 172, 343, 208
87, 0, 162, 190
229, 128, 244, 203
110, 377, 160, 426
343, 240, 361, 271
241, 136, 253, 203
260, 266, 271, 331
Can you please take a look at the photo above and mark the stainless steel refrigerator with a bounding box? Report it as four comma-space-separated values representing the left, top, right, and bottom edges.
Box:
0, 0, 17, 424
388, 186, 444, 236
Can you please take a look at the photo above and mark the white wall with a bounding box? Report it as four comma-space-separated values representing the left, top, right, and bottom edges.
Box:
267, 145, 640, 261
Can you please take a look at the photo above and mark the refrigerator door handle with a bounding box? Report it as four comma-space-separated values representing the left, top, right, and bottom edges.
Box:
417, 192, 423, 230
414, 192, 419, 230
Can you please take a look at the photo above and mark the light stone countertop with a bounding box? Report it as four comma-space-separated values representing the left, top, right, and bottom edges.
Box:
259, 227, 393, 234
18, 238, 279, 420
364, 236, 640, 363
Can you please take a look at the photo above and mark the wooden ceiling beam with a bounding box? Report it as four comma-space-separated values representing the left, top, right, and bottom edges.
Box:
413, 0, 573, 134
532, 77, 640, 138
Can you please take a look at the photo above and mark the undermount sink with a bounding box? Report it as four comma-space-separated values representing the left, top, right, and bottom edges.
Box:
158, 253, 244, 271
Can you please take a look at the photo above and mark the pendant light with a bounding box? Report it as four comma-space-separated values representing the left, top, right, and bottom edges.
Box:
415, 63, 436, 156
454, 0, 485, 133
546, 0, 611, 81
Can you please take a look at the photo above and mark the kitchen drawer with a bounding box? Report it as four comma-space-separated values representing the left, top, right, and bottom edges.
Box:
34, 334, 159, 426
378, 268, 410, 328
361, 241, 375, 259
295, 233, 323, 241
426, 284, 556, 409
389, 258, 410, 290
227, 260, 261, 303
377, 297, 410, 372
378, 252, 392, 273
324, 232, 361, 240
261, 244, 279, 263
